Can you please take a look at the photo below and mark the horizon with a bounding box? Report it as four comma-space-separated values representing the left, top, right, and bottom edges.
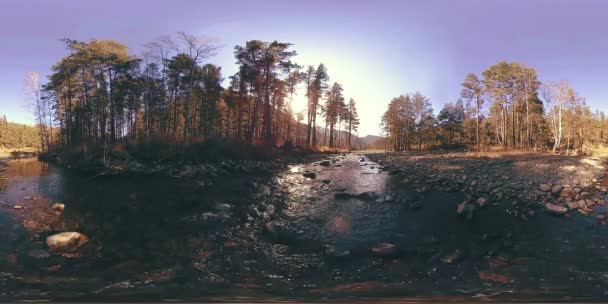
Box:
2, 0, 608, 137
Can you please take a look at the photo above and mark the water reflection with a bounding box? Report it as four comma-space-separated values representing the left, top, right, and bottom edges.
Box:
2, 157, 608, 300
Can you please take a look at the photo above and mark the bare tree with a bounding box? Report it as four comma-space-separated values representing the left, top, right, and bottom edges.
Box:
24, 71, 50, 152
541, 81, 577, 154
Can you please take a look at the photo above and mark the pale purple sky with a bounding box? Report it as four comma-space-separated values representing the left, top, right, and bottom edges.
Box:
1, 0, 607, 136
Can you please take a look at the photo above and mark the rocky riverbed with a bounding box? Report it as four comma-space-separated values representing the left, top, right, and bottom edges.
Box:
367, 150, 608, 221
1, 152, 608, 301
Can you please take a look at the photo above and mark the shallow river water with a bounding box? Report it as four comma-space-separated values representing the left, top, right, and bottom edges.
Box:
1, 155, 608, 301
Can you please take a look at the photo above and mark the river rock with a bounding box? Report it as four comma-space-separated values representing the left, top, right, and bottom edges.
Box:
303, 172, 316, 179
552, 185, 563, 194
46, 232, 89, 252
560, 188, 577, 199
476, 197, 488, 207
545, 203, 568, 215
372, 243, 397, 256
539, 184, 551, 192
320, 160, 331, 167
566, 201, 579, 209
51, 203, 65, 211
441, 249, 463, 264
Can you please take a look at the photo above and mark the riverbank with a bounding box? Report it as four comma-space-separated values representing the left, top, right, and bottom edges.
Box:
3, 151, 608, 301
366, 150, 608, 220
0, 148, 37, 159
40, 141, 340, 180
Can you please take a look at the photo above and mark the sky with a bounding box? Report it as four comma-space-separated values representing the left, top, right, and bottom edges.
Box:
1, 0, 608, 137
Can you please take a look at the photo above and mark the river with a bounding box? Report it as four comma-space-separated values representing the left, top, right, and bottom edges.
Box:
1, 155, 608, 301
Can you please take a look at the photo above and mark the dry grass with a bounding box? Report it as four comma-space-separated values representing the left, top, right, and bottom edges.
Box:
582, 144, 608, 158
0, 147, 38, 158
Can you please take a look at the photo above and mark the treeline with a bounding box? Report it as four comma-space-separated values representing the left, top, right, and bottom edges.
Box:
381, 61, 608, 154
33, 34, 360, 156
0, 115, 41, 149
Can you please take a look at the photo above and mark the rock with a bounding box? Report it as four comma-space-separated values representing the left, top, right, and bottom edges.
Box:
539, 184, 551, 192
566, 201, 580, 209
13, 205, 23, 209
552, 185, 563, 194
479, 271, 514, 284
0, 200, 8, 207
372, 243, 397, 257
476, 197, 488, 207
545, 203, 568, 215
320, 160, 331, 167
23, 196, 34, 200
457, 202, 475, 220
597, 214, 607, 221
303, 172, 316, 179
51, 203, 65, 212
560, 188, 577, 199
322, 179, 331, 184
441, 249, 463, 264
324, 245, 351, 259
46, 232, 89, 252
457, 202, 466, 214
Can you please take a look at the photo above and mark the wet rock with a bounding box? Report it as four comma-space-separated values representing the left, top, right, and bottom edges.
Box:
566, 201, 580, 209
476, 197, 488, 207
372, 243, 397, 257
303, 172, 316, 179
13, 205, 23, 209
320, 160, 331, 167
457, 202, 475, 220
322, 179, 331, 184
551, 185, 563, 194
545, 203, 568, 215
539, 183, 551, 192
51, 203, 65, 212
441, 249, 463, 264
479, 271, 514, 284
560, 188, 577, 199
324, 245, 351, 259
46, 232, 89, 252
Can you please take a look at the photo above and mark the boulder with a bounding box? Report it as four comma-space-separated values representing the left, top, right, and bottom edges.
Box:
320, 160, 331, 167
46, 232, 89, 252
545, 203, 568, 215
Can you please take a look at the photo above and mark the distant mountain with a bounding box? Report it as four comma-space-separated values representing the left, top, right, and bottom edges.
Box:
359, 135, 383, 146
